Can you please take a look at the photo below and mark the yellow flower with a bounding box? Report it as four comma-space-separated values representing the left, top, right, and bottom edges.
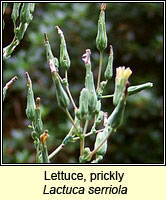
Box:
113, 66, 132, 106
116, 66, 132, 80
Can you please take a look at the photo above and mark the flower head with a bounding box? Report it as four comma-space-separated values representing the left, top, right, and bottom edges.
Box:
116, 66, 132, 80
113, 66, 132, 106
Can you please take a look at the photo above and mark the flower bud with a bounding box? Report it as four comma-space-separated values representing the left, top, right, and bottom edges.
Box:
44, 33, 59, 71
56, 26, 71, 71
88, 90, 98, 114
78, 88, 89, 120
128, 82, 153, 96
82, 49, 98, 114
3, 76, 18, 101
79, 147, 92, 163
52, 71, 70, 110
25, 72, 36, 122
104, 45, 113, 80
94, 126, 109, 156
96, 3, 107, 52
95, 100, 101, 114
113, 66, 132, 106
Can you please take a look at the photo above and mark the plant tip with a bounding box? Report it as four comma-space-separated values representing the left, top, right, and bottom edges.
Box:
82, 49, 91, 64
101, 3, 106, 11
109, 45, 113, 56
25, 72, 31, 87
40, 130, 49, 144
44, 32, 48, 43
36, 97, 41, 109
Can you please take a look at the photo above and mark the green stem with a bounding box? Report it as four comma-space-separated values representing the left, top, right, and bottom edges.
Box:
48, 126, 74, 160
48, 127, 105, 160
80, 120, 89, 157
3, 87, 7, 101
97, 51, 103, 89
101, 94, 114, 99
65, 109, 78, 131
73, 128, 104, 141
83, 120, 89, 136
41, 143, 50, 163
65, 71, 77, 110
48, 144, 64, 160
80, 137, 84, 157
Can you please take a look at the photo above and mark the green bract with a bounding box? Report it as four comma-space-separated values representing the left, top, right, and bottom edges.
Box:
56, 26, 71, 71
44, 33, 59, 71
96, 3, 107, 52
25, 72, 36, 122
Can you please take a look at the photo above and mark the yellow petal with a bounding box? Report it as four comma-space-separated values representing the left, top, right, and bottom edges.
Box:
124, 67, 132, 80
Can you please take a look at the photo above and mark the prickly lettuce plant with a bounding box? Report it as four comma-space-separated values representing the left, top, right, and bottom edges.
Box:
3, 3, 153, 163
25, 3, 152, 164
3, 3, 35, 60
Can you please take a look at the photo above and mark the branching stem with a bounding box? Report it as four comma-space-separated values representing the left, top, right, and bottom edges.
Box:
101, 94, 114, 98
97, 51, 103, 89
48, 127, 105, 160
80, 120, 89, 157
65, 109, 78, 131
65, 71, 77, 110
48, 144, 64, 160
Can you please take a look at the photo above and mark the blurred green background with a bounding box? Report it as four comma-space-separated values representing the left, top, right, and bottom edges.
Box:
3, 3, 164, 164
